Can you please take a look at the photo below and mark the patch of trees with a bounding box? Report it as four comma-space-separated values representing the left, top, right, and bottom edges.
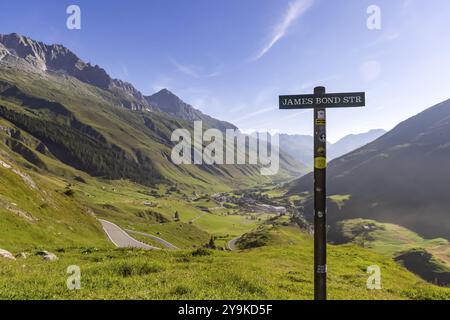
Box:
0, 105, 163, 186
136, 210, 169, 223
235, 226, 271, 249
0, 81, 71, 117
5, 137, 47, 169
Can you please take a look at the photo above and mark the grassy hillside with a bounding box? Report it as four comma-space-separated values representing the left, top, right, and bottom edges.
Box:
331, 219, 450, 259
0, 65, 305, 192
0, 131, 272, 252
330, 219, 450, 286
0, 145, 109, 251
1, 224, 449, 300
1, 148, 448, 299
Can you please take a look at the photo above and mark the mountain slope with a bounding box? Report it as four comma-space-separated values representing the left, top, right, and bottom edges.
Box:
288, 99, 450, 240
329, 218, 450, 286
0, 142, 108, 251
328, 129, 386, 159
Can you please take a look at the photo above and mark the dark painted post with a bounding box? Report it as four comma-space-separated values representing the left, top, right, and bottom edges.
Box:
279, 87, 365, 300
313, 86, 327, 300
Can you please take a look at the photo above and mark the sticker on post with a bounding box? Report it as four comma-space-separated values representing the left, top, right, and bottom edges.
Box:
317, 110, 325, 119
315, 157, 327, 169
317, 264, 327, 274
319, 133, 326, 142
315, 119, 326, 125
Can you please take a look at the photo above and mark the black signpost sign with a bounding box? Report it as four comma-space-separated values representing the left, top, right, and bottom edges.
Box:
280, 91, 365, 109
279, 87, 365, 300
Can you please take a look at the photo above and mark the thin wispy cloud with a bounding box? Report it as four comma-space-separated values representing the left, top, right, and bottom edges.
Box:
365, 32, 401, 49
150, 75, 174, 92
254, 0, 314, 61
120, 64, 129, 77
171, 59, 199, 78
170, 58, 221, 78
233, 106, 277, 123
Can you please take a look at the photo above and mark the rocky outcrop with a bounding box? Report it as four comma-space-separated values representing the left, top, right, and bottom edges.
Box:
0, 33, 150, 110
0, 43, 10, 60
16, 252, 27, 259
0, 249, 16, 260
36, 250, 58, 261
0, 195, 36, 222
0, 159, 12, 169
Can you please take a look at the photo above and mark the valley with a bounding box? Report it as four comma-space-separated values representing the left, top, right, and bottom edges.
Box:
0, 33, 449, 300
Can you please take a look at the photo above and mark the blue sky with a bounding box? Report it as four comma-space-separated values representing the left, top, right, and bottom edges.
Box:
1, 0, 450, 141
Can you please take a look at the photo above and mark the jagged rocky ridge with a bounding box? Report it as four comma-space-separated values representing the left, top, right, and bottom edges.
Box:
0, 33, 149, 110
0, 33, 238, 129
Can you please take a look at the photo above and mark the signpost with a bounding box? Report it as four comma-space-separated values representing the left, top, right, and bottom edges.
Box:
279, 87, 365, 300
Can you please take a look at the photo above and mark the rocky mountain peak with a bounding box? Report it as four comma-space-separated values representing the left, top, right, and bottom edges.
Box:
0, 33, 149, 110
146, 88, 237, 131
150, 88, 184, 110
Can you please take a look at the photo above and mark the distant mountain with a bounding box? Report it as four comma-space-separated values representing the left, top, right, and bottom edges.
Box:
328, 129, 386, 159
277, 134, 315, 166
0, 33, 150, 110
146, 89, 236, 131
278, 129, 385, 166
287, 99, 450, 240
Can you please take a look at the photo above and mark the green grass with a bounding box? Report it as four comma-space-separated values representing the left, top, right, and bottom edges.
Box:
131, 222, 210, 249
192, 213, 262, 240
2, 129, 448, 299
329, 194, 351, 210
336, 219, 450, 264
0, 141, 276, 252
1, 233, 449, 300
1, 161, 448, 300
334, 219, 450, 286
0, 147, 109, 252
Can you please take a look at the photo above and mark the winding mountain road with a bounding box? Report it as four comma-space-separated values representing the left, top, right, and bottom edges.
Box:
125, 229, 178, 249
99, 219, 160, 250
227, 236, 241, 251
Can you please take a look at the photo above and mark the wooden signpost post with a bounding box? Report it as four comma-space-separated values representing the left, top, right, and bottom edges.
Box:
279, 86, 365, 300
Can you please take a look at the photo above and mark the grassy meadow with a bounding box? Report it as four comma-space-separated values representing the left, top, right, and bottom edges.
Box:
1, 224, 449, 300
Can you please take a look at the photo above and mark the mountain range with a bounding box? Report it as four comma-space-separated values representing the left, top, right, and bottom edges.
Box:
0, 33, 307, 191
